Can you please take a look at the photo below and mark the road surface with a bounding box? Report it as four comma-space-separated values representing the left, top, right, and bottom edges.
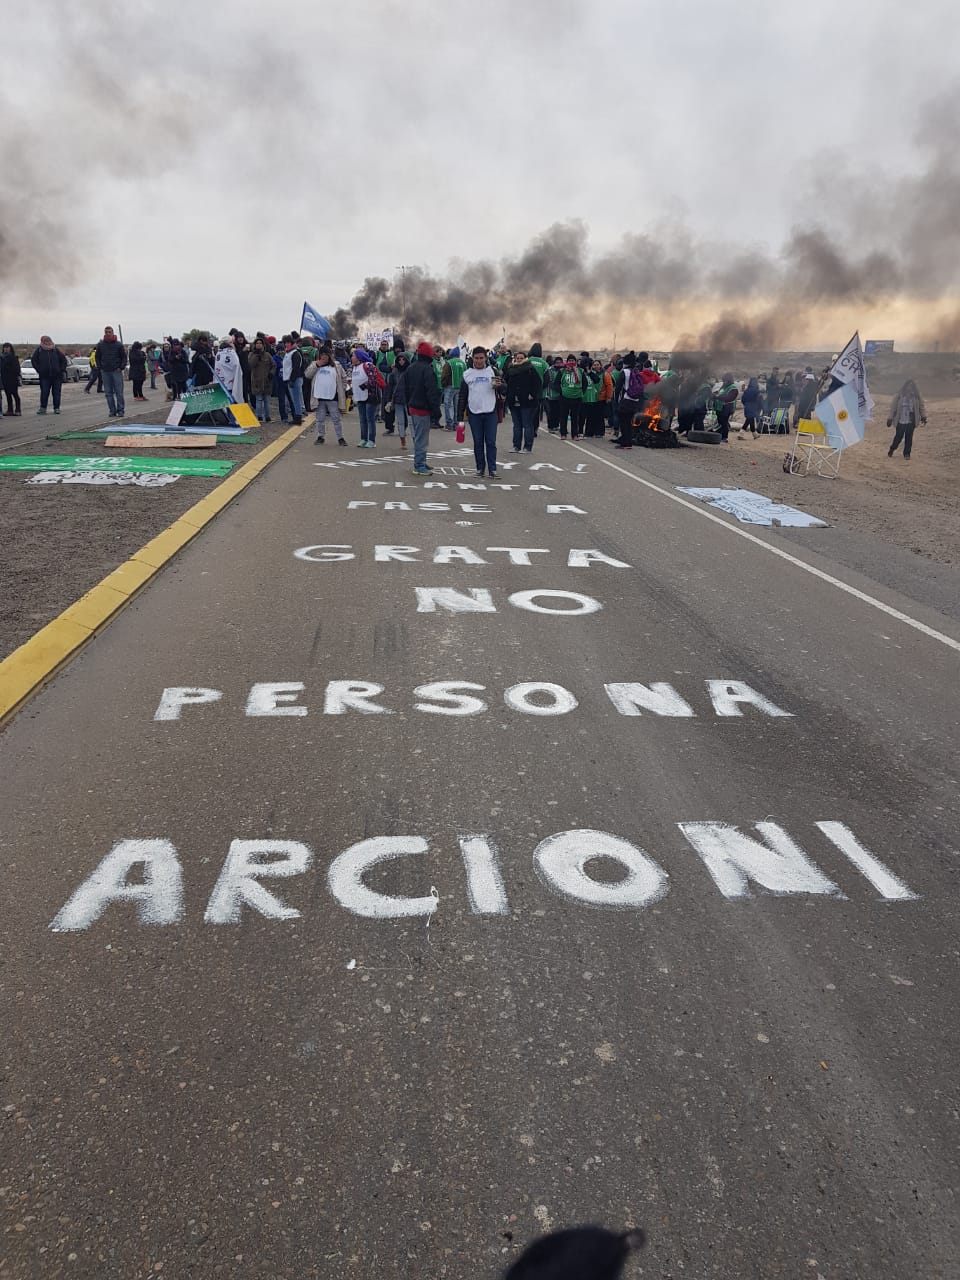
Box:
1, 427, 958, 1279
0, 378, 168, 452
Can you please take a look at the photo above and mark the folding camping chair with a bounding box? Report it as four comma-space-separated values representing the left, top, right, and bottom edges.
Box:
759, 407, 790, 435
784, 418, 842, 477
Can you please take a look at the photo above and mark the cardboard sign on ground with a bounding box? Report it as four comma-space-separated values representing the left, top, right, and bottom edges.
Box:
227, 402, 259, 427
104, 434, 215, 449
166, 400, 187, 426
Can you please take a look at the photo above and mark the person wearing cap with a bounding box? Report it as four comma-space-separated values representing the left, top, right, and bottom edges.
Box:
458, 346, 502, 477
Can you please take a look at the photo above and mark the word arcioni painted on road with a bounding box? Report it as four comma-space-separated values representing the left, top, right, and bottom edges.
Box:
153, 680, 793, 720
50, 822, 918, 933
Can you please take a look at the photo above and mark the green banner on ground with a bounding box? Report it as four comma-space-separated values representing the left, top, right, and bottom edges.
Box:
49, 432, 260, 445
0, 455, 236, 477
180, 384, 231, 414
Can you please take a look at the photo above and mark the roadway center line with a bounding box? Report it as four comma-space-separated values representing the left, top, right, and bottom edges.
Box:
558, 437, 960, 655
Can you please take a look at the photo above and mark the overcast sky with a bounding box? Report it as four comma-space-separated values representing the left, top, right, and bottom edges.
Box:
2, 0, 958, 347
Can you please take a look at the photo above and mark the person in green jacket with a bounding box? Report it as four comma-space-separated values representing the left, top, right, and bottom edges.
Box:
545, 355, 564, 433
557, 354, 587, 439
527, 342, 548, 427
441, 347, 465, 429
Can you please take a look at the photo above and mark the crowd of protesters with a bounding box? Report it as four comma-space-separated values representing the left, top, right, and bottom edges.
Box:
0, 327, 930, 466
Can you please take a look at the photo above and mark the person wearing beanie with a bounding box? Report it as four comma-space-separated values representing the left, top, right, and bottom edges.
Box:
457, 345, 502, 477
440, 346, 466, 429
404, 341, 442, 474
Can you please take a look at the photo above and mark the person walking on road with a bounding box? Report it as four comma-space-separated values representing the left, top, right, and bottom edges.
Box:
282, 335, 305, 426
165, 339, 190, 401
714, 373, 738, 442
459, 345, 502, 477
95, 326, 127, 417
31, 335, 68, 415
1, 342, 22, 416
83, 345, 103, 394
129, 341, 148, 401
387, 351, 411, 450
441, 347, 465, 430
887, 379, 927, 460
504, 350, 540, 453
405, 341, 442, 474
311, 349, 348, 445
351, 348, 382, 447
248, 337, 274, 423
741, 376, 762, 434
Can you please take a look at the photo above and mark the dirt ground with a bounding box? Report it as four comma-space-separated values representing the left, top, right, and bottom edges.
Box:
0, 420, 293, 661
676, 396, 960, 566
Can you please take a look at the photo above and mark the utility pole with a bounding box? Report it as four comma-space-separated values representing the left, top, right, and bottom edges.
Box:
396, 266, 408, 335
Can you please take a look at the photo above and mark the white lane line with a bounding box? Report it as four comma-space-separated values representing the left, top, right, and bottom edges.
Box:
558, 438, 960, 655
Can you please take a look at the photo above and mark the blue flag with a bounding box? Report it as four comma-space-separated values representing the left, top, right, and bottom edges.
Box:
301, 301, 331, 340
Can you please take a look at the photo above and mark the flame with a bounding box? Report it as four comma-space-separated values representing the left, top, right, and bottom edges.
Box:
642, 398, 664, 431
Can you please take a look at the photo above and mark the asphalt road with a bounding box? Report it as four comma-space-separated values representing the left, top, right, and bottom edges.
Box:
0, 378, 169, 452
2, 424, 958, 1279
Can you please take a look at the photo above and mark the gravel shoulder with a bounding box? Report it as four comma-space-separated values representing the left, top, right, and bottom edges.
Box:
0, 417, 298, 660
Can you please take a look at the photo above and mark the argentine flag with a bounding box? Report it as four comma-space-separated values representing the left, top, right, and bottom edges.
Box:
301, 301, 331, 340
814, 382, 865, 450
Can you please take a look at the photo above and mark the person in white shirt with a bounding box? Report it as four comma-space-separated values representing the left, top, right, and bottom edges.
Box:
457, 346, 502, 477
311, 350, 347, 445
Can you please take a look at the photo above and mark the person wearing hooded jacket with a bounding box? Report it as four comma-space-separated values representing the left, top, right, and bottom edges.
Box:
504, 351, 540, 453
405, 341, 442, 474
215, 338, 245, 403
387, 352, 412, 448
887, 379, 927, 460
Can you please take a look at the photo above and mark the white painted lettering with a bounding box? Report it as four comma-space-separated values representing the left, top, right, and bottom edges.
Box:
487, 547, 549, 565
204, 840, 312, 923
508, 590, 601, 616
50, 839, 184, 932
415, 587, 497, 614
294, 544, 355, 562
374, 545, 421, 562
347, 501, 376, 509
458, 483, 487, 491
546, 505, 586, 515
323, 681, 390, 715
420, 503, 451, 511
384, 502, 411, 511
459, 835, 509, 915
534, 830, 669, 908
245, 682, 307, 717
815, 821, 919, 901
529, 463, 563, 472
504, 683, 579, 716
567, 549, 631, 569
360, 480, 388, 487
327, 837, 438, 918
461, 504, 493, 513
433, 546, 488, 565
706, 681, 793, 718
528, 485, 556, 492
413, 682, 488, 716
604, 683, 695, 717
154, 687, 222, 722
678, 822, 840, 899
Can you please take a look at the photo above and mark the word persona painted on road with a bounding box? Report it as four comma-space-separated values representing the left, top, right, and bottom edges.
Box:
152, 679, 794, 721
50, 821, 918, 934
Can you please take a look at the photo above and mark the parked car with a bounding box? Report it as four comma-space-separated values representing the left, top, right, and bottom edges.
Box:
19, 357, 83, 383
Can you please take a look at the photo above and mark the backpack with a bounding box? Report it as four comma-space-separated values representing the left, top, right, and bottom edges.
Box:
364, 362, 386, 394
626, 366, 646, 400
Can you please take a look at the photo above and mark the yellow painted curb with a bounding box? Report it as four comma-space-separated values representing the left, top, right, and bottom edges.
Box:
0, 418, 309, 727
